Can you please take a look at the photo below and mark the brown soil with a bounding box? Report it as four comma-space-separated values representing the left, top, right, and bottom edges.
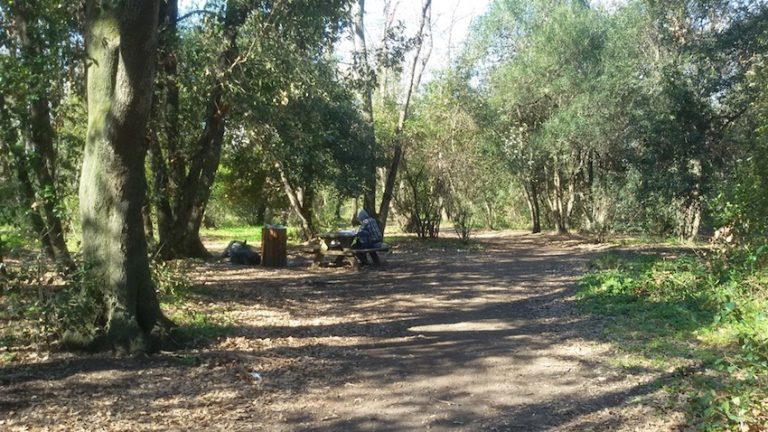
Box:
0, 231, 686, 431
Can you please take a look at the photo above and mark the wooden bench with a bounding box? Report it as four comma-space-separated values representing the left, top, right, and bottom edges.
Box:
304, 244, 390, 269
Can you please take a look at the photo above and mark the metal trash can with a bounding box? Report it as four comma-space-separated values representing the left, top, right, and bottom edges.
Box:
261, 225, 287, 267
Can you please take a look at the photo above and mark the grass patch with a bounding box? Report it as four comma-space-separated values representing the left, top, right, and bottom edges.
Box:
0, 225, 33, 251
578, 251, 768, 430
201, 225, 265, 241
152, 259, 236, 345
611, 234, 707, 248
168, 310, 236, 345
201, 225, 303, 244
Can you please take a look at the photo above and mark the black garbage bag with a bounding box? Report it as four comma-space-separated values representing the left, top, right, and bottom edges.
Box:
221, 240, 261, 265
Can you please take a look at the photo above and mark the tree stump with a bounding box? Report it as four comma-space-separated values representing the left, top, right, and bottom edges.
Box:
261, 225, 287, 267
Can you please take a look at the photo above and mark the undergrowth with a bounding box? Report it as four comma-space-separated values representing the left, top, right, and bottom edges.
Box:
0, 225, 31, 251
578, 246, 768, 430
154, 259, 236, 344
0, 258, 232, 360
0, 259, 101, 351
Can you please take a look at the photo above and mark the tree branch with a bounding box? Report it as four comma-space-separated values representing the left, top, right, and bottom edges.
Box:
176, 9, 220, 24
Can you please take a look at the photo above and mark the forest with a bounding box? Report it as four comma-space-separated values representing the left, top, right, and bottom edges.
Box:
1, 0, 768, 430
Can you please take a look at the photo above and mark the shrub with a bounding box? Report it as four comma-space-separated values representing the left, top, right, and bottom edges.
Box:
579, 246, 768, 430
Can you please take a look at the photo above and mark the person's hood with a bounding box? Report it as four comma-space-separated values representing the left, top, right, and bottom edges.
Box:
357, 209, 369, 223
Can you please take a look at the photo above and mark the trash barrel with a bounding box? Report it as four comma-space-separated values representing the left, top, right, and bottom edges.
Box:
261, 225, 287, 267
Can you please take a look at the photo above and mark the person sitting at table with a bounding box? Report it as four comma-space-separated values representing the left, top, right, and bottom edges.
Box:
353, 209, 383, 265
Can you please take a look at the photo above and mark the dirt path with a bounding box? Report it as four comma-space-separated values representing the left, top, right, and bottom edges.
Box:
0, 232, 683, 431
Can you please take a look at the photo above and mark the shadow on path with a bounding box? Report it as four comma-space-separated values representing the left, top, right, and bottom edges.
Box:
1, 232, 674, 430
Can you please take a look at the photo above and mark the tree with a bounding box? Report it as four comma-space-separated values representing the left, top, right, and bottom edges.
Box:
148, 0, 353, 252
496, 124, 546, 233
378, 0, 433, 233
0, 1, 81, 269
397, 69, 495, 239
215, 0, 359, 239
705, 3, 768, 241
79, 0, 169, 353
614, 0, 768, 239
148, 0, 242, 259
350, 0, 379, 217
472, 1, 607, 234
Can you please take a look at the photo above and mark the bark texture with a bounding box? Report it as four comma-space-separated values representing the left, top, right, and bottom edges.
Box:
80, 0, 166, 353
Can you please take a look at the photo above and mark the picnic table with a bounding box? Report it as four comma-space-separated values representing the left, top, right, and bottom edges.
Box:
307, 230, 389, 269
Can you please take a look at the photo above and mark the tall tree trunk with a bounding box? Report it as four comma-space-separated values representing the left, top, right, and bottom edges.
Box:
681, 197, 702, 240
163, 0, 213, 258
0, 237, 6, 279
25, 98, 72, 268
159, 0, 185, 188
171, 94, 226, 258
149, 0, 180, 259
256, 201, 267, 225
379, 144, 403, 233
545, 165, 569, 235
9, 4, 73, 269
276, 162, 316, 240
80, 0, 168, 353
151, 1, 241, 259
11, 149, 56, 258
554, 169, 565, 234
484, 201, 495, 230
302, 187, 316, 235
352, 0, 378, 217
679, 159, 703, 240
378, 0, 432, 233
524, 180, 541, 234
142, 197, 154, 241
148, 131, 176, 258
0, 107, 56, 259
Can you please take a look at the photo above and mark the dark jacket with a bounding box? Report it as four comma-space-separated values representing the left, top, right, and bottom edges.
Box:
355, 210, 383, 246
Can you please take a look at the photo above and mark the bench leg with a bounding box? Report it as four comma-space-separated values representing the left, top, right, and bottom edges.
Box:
370, 251, 380, 265
347, 255, 360, 269
350, 249, 372, 268
312, 252, 322, 269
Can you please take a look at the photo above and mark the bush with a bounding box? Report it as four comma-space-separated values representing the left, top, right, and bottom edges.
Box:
0, 261, 103, 349
579, 246, 768, 430
152, 259, 193, 301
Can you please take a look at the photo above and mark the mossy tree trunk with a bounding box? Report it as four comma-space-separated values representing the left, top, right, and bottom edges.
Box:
80, 0, 167, 354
